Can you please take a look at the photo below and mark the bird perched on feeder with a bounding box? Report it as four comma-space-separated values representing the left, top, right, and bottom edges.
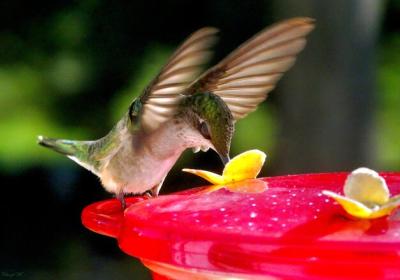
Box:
38, 18, 314, 208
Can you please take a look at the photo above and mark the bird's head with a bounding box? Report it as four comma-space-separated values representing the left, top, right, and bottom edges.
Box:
186, 92, 234, 165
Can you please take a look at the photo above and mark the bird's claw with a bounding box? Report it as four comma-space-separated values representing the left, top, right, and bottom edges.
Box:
116, 191, 126, 210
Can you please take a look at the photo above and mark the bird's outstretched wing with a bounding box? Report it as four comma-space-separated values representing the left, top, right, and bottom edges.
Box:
134, 27, 219, 132
186, 18, 314, 121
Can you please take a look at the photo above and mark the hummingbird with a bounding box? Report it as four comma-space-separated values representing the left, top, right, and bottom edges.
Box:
38, 18, 314, 208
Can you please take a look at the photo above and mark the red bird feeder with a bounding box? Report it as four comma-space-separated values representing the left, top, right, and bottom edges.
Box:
82, 173, 400, 279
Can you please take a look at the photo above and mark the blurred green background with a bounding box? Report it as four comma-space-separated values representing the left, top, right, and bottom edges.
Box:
1, 0, 399, 279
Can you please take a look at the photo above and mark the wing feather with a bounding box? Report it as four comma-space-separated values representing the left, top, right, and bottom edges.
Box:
186, 18, 314, 121
136, 27, 218, 132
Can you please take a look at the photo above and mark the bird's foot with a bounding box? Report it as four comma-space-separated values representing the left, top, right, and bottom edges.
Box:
116, 191, 126, 210
149, 178, 164, 197
144, 191, 154, 198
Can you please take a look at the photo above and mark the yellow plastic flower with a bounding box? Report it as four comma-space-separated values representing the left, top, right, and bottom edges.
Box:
183, 149, 267, 193
323, 167, 400, 219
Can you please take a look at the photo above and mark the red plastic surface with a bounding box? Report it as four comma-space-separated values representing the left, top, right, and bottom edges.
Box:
82, 173, 400, 279
81, 196, 148, 237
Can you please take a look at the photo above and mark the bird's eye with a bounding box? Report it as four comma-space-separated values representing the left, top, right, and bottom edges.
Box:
199, 121, 211, 140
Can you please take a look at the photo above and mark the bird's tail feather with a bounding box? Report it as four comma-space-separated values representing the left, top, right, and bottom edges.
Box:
37, 135, 78, 156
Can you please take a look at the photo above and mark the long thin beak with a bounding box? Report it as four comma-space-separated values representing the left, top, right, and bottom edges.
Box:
219, 154, 230, 166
